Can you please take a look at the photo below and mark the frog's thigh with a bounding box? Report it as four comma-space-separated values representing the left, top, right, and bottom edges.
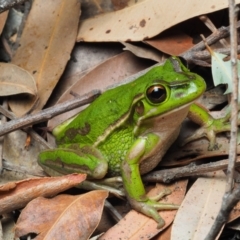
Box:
38, 148, 108, 179
125, 133, 160, 165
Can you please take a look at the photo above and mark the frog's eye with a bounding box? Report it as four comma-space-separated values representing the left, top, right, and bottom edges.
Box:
146, 85, 167, 103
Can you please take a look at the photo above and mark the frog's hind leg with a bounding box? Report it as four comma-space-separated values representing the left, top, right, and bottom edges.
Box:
38, 147, 108, 179
121, 136, 178, 228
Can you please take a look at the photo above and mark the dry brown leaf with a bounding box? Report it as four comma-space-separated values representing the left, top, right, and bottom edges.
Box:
2, 130, 47, 182
0, 174, 86, 214
0, 11, 8, 34
0, 62, 37, 97
49, 43, 122, 106
145, 30, 195, 56
121, 42, 164, 62
0, 181, 16, 191
77, 0, 240, 42
48, 51, 151, 129
9, 0, 81, 116
100, 180, 187, 240
15, 191, 108, 240
171, 171, 226, 240
153, 225, 172, 240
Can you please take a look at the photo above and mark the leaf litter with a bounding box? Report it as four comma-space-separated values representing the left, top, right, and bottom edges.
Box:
0, 1, 240, 239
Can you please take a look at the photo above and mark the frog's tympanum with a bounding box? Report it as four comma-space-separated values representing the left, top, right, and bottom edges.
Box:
39, 57, 224, 228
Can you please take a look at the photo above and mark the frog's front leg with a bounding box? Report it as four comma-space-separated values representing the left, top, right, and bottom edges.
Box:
121, 135, 179, 228
183, 103, 237, 150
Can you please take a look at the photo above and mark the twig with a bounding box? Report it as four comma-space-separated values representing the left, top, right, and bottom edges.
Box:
0, 0, 29, 13
199, 15, 229, 47
204, 1, 239, 239
143, 157, 240, 183
189, 45, 240, 60
0, 101, 7, 173
0, 90, 100, 137
203, 183, 240, 240
185, 20, 240, 52
0, 105, 53, 149
226, 0, 239, 195
181, 20, 240, 64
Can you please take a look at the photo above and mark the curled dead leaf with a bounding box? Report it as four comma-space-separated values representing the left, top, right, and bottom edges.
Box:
0, 62, 37, 97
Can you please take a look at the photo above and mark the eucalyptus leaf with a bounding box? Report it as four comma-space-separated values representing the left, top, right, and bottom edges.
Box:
211, 51, 240, 100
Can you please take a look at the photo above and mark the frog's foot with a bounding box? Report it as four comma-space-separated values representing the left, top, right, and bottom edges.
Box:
183, 114, 232, 150
128, 194, 179, 229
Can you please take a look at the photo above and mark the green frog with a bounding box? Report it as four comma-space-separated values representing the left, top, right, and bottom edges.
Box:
39, 57, 225, 228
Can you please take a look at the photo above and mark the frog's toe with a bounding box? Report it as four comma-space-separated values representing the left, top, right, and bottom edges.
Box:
183, 114, 232, 150
141, 200, 179, 229
149, 188, 172, 201
183, 124, 220, 149
129, 199, 165, 228
182, 125, 226, 150
128, 198, 178, 228
184, 128, 209, 145
143, 205, 165, 229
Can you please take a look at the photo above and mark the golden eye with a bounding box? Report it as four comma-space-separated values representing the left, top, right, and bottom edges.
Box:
146, 85, 167, 103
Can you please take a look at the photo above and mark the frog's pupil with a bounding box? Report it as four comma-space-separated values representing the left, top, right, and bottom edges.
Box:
147, 85, 166, 103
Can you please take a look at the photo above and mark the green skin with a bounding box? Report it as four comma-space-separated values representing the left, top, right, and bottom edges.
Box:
39, 57, 222, 228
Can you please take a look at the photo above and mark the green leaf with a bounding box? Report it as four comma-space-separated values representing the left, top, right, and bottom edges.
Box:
211, 51, 240, 100
212, 52, 232, 93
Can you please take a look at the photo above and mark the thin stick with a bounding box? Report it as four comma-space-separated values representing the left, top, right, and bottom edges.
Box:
0, 90, 100, 137
143, 157, 240, 183
0, 0, 29, 13
226, 1, 239, 194
0, 101, 7, 172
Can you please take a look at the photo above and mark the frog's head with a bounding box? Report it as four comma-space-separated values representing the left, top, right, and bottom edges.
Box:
132, 57, 206, 131
142, 76, 205, 115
